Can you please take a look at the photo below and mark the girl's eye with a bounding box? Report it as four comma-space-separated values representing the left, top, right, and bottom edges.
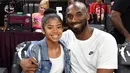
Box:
57, 26, 62, 29
47, 26, 52, 29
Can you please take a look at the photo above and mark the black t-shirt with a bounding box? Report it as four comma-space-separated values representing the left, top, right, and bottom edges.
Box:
112, 0, 130, 32
112, 0, 130, 43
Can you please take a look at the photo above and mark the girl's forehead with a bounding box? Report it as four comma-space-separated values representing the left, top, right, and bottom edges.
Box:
45, 18, 62, 24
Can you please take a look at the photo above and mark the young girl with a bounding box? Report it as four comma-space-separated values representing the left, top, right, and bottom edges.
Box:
25, 13, 70, 73
32, 0, 49, 32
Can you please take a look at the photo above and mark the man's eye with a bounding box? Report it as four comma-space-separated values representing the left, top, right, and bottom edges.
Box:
67, 14, 73, 19
76, 13, 83, 17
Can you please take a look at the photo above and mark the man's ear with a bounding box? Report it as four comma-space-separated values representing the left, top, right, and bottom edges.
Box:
87, 13, 90, 20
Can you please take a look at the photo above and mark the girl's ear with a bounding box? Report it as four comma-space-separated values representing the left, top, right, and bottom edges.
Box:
41, 28, 45, 35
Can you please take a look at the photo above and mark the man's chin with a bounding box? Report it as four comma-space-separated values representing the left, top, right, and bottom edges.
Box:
70, 25, 86, 35
71, 28, 82, 35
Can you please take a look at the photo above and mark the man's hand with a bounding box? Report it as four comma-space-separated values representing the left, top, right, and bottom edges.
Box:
20, 57, 38, 73
126, 34, 130, 42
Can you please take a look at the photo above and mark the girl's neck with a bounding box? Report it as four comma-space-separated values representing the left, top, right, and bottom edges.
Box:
46, 40, 61, 58
46, 39, 60, 50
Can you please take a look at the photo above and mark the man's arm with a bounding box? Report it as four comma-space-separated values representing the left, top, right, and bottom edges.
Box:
96, 33, 118, 73
97, 69, 114, 73
20, 58, 38, 73
20, 43, 39, 73
111, 10, 130, 41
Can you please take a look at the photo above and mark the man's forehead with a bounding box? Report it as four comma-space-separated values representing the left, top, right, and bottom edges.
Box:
68, 3, 83, 9
67, 2, 86, 12
67, 8, 82, 15
67, 5, 82, 13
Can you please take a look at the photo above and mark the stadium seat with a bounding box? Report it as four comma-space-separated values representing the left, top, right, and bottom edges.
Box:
89, 24, 105, 31
23, 3, 39, 14
11, 41, 37, 73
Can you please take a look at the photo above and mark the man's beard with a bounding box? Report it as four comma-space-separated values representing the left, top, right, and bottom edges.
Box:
68, 20, 87, 35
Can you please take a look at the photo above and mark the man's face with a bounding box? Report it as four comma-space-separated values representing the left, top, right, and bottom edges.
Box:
66, 5, 87, 34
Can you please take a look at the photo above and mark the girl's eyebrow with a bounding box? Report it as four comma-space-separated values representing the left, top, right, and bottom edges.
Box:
46, 24, 52, 26
47, 24, 62, 26
57, 23, 62, 26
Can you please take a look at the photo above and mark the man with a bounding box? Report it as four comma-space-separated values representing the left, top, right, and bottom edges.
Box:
111, 0, 130, 73
20, 1, 118, 73
111, 0, 130, 44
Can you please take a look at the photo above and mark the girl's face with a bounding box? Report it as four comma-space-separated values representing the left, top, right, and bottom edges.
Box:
44, 18, 63, 43
39, 4, 48, 15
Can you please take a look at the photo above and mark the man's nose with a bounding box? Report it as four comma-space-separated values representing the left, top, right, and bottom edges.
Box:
72, 16, 79, 22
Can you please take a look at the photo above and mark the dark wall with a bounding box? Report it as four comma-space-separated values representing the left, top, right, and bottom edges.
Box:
87, 0, 96, 3
0, 1, 9, 27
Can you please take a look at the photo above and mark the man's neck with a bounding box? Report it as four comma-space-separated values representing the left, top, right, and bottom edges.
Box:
75, 26, 94, 40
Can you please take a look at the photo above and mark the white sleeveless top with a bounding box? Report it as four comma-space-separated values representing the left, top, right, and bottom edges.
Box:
49, 45, 64, 73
